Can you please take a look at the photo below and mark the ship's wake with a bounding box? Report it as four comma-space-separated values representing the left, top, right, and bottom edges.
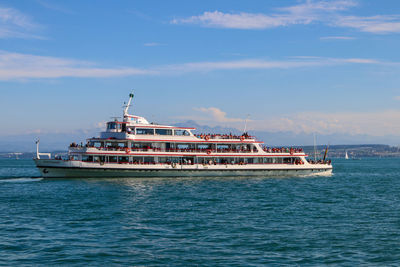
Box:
0, 177, 43, 182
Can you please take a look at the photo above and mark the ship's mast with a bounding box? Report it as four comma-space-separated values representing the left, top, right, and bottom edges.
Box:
123, 92, 134, 117
243, 114, 250, 133
35, 138, 40, 159
313, 133, 317, 161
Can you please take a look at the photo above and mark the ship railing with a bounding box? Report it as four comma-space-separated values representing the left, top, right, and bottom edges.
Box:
307, 159, 332, 165
90, 147, 258, 153
262, 147, 304, 153
89, 146, 306, 154
82, 160, 322, 166
79, 160, 314, 166
83, 146, 305, 155
195, 134, 255, 140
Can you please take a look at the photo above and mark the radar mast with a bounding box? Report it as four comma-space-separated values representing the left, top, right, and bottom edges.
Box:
123, 92, 134, 119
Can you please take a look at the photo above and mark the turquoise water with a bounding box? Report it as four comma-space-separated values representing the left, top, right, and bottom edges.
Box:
0, 158, 399, 265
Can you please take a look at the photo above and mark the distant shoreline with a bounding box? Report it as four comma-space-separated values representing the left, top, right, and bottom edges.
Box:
1, 144, 399, 159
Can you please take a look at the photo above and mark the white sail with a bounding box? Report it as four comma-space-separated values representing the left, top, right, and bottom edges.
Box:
345, 151, 349, 160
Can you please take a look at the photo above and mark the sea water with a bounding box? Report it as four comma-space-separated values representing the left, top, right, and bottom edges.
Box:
0, 158, 399, 266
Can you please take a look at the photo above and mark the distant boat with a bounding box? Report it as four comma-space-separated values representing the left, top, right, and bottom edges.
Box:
9, 152, 22, 160
345, 151, 349, 160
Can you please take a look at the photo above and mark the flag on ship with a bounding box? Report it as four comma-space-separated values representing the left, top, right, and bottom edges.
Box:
323, 145, 329, 161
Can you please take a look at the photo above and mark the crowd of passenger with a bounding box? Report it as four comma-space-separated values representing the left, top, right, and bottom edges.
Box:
69, 142, 84, 148
262, 146, 303, 154
308, 159, 332, 165
73, 142, 306, 155
196, 132, 252, 140
153, 148, 256, 153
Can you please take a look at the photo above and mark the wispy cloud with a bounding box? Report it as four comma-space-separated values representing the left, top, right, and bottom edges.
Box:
172, 0, 400, 34
278, 0, 357, 13
0, 6, 43, 39
0, 51, 385, 80
36, 0, 74, 15
144, 42, 163, 47
0, 50, 387, 81
333, 15, 400, 34
172, 11, 297, 29
0, 51, 155, 80
159, 57, 379, 73
171, 0, 357, 29
320, 36, 355, 40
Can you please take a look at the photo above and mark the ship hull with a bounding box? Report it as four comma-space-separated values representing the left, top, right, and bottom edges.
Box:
34, 159, 332, 178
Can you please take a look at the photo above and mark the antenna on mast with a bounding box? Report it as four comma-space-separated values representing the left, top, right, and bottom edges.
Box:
243, 114, 250, 133
123, 91, 134, 117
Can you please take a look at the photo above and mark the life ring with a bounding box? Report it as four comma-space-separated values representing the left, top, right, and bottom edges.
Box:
172, 162, 177, 168
205, 135, 210, 141
206, 150, 211, 155
125, 147, 130, 154
240, 136, 245, 141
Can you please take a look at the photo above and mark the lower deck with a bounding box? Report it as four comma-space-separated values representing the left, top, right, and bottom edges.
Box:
35, 159, 333, 178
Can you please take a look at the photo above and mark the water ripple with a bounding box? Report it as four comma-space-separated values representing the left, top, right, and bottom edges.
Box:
0, 158, 399, 265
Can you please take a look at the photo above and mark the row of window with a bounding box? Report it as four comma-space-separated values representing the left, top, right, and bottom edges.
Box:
76, 155, 301, 164
134, 128, 190, 136
106, 122, 191, 136
89, 141, 255, 150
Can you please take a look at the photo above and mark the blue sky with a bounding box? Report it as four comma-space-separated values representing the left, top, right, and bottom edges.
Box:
1, 0, 400, 141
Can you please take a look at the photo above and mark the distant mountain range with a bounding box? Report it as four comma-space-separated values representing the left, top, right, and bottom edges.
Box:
0, 120, 399, 152
3, 144, 398, 159
175, 121, 400, 147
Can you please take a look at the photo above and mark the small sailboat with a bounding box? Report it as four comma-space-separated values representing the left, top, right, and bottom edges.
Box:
345, 151, 349, 160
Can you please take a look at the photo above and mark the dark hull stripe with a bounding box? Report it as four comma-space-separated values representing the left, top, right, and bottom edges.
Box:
37, 166, 331, 172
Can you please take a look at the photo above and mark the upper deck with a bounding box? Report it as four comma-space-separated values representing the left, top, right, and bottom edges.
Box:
100, 124, 259, 144
96, 92, 263, 144
101, 117, 259, 144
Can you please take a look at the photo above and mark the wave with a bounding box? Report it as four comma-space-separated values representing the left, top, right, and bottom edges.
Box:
0, 177, 43, 182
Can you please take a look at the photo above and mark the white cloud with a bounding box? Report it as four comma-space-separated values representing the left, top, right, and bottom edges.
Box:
36, 0, 74, 15
320, 36, 355, 40
0, 6, 43, 39
278, 0, 357, 13
340, 58, 378, 64
0, 50, 155, 80
262, 110, 400, 136
194, 107, 244, 123
171, 0, 357, 29
144, 42, 163, 47
172, 0, 400, 34
159, 57, 379, 74
178, 106, 400, 136
172, 11, 300, 29
94, 121, 107, 128
333, 15, 400, 33
0, 50, 387, 81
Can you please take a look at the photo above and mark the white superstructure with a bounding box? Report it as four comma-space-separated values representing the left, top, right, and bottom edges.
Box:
34, 93, 333, 178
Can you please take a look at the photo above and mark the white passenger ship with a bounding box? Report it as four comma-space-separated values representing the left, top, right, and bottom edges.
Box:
34, 93, 332, 178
